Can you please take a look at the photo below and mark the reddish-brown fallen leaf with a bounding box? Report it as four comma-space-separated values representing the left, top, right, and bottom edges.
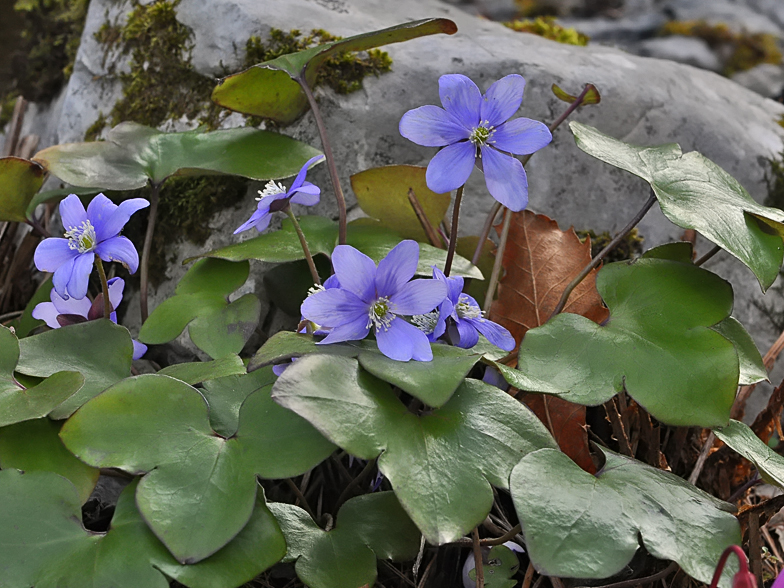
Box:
489, 210, 608, 474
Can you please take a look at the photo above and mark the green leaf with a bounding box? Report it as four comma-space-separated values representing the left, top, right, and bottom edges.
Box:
8, 275, 51, 337
212, 19, 457, 123
157, 355, 246, 385
264, 255, 333, 316
510, 447, 740, 587
0, 419, 99, 503
0, 470, 285, 588
61, 374, 333, 562
200, 366, 276, 437
469, 545, 520, 588
186, 215, 338, 264
570, 122, 784, 290
188, 293, 261, 359
713, 419, 784, 488
269, 492, 421, 588
14, 320, 132, 419
507, 258, 738, 427
551, 83, 601, 105
350, 165, 451, 242
33, 122, 323, 189
0, 156, 45, 222
250, 331, 481, 407
711, 317, 767, 385
25, 185, 101, 218
641, 241, 694, 263
273, 355, 557, 544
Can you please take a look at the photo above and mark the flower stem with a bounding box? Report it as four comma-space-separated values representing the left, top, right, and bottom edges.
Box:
483, 207, 513, 312
473, 201, 502, 265
408, 188, 443, 248
444, 185, 464, 276
709, 545, 751, 588
297, 75, 347, 245
695, 244, 721, 266
94, 255, 112, 320
285, 206, 321, 285
472, 527, 485, 588
549, 191, 658, 319
139, 182, 161, 323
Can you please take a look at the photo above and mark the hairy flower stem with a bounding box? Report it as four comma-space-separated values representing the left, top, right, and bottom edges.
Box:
709, 545, 753, 588
549, 191, 658, 319
471, 84, 595, 266
298, 75, 347, 245
94, 255, 112, 320
139, 182, 161, 323
472, 527, 485, 588
444, 185, 464, 276
285, 207, 321, 286
483, 207, 513, 312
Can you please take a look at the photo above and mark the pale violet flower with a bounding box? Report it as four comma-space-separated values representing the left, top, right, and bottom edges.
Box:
399, 74, 552, 211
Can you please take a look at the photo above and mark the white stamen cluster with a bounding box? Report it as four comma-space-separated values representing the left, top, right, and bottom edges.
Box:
307, 284, 325, 297
411, 311, 439, 335
469, 119, 496, 148
367, 297, 395, 331
456, 296, 482, 320
64, 220, 97, 254
256, 180, 287, 201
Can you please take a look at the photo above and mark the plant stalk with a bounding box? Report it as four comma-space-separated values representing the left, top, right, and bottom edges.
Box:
297, 75, 347, 245
408, 188, 443, 248
549, 191, 657, 318
472, 527, 485, 588
94, 255, 112, 320
139, 182, 161, 323
444, 185, 464, 276
483, 207, 513, 312
285, 207, 321, 285
695, 244, 721, 266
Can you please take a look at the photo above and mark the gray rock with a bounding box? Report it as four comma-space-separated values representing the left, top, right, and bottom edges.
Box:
732, 63, 784, 98
663, 0, 784, 36
638, 34, 723, 71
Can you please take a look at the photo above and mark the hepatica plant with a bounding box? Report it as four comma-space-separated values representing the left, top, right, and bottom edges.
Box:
1, 16, 782, 588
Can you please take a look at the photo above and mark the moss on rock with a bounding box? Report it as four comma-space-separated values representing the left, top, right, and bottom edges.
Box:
576, 227, 644, 262
504, 16, 589, 46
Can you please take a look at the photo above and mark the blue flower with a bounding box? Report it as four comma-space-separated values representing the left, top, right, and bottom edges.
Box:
300, 241, 447, 361
399, 74, 552, 211
32, 277, 147, 360
33, 194, 149, 300
414, 267, 515, 351
234, 155, 325, 234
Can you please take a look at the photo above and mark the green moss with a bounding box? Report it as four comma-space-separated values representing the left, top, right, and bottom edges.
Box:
83, 111, 108, 142
576, 228, 644, 262
244, 28, 392, 95
660, 20, 782, 76
0, 92, 19, 129
504, 17, 589, 46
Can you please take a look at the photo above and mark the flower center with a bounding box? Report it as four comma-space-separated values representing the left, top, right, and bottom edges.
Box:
469, 122, 495, 147
411, 311, 439, 335
456, 295, 482, 320
64, 220, 97, 254
368, 297, 395, 331
256, 180, 287, 201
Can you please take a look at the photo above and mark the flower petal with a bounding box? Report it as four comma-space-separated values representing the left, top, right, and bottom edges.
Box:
32, 301, 62, 329
399, 105, 469, 147
438, 74, 481, 130
301, 288, 368, 327
376, 240, 419, 298
318, 314, 371, 345
390, 279, 447, 316
66, 253, 94, 300
96, 236, 140, 273
432, 266, 464, 304
492, 118, 552, 155
454, 318, 480, 349
234, 209, 270, 234
481, 146, 529, 212
376, 317, 433, 361
52, 257, 76, 299
331, 245, 377, 303
34, 238, 78, 273
425, 141, 476, 194
467, 317, 516, 351
51, 287, 91, 317
59, 194, 88, 231
290, 183, 320, 206
107, 277, 125, 312
132, 340, 148, 360
288, 155, 325, 192
480, 74, 526, 128
90, 196, 149, 243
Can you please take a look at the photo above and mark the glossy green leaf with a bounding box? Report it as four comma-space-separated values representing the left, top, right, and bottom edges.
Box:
469, 545, 520, 588
138, 293, 227, 344
711, 317, 767, 385
641, 241, 695, 263
350, 165, 451, 242
212, 19, 457, 123
61, 374, 334, 562
0, 470, 285, 588
33, 122, 322, 190
510, 447, 739, 587
157, 355, 246, 385
188, 294, 261, 359
506, 258, 738, 427
571, 122, 784, 290
0, 418, 99, 503
200, 366, 276, 437
269, 492, 421, 588
15, 320, 132, 419
273, 355, 557, 543
713, 419, 784, 488
251, 331, 481, 407
0, 156, 45, 222
8, 275, 51, 337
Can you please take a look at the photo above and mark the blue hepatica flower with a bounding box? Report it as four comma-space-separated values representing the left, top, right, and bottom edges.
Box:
399, 74, 552, 211
32, 277, 147, 360
300, 240, 447, 362
234, 155, 325, 234
34, 194, 149, 300
413, 267, 515, 351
